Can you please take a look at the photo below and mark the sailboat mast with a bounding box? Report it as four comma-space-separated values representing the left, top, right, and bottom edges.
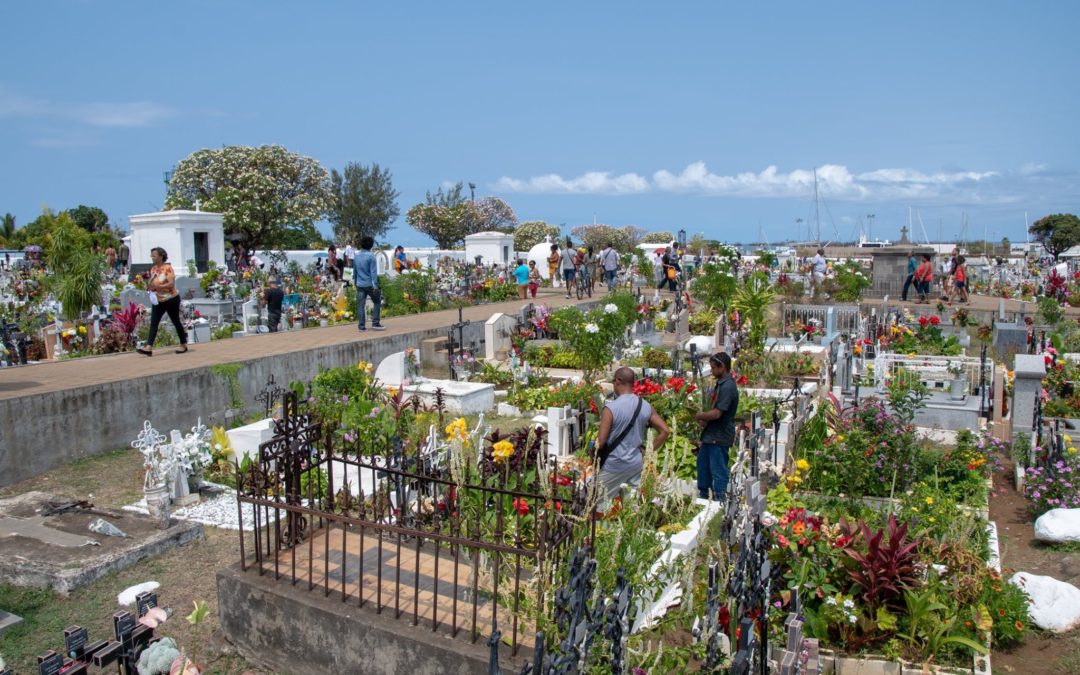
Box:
813, 168, 821, 247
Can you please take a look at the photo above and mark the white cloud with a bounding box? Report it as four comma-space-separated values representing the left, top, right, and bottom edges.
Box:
75, 101, 176, 128
0, 83, 177, 129
493, 171, 649, 195
496, 161, 1002, 202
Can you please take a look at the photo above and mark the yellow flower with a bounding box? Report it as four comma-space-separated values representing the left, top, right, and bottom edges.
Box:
1066, 434, 1073, 445
445, 418, 469, 442
796, 458, 810, 472
492, 440, 515, 463
836, 434, 845, 442
77, 325, 87, 335
388, 387, 399, 398
928, 517, 936, 523
925, 496, 934, 505
908, 352, 916, 359
1069, 447, 1078, 455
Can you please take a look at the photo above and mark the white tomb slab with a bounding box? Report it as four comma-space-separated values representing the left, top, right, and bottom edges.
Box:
329, 459, 383, 497
226, 418, 276, 462
402, 380, 494, 414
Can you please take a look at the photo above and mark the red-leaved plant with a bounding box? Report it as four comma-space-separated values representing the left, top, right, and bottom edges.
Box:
841, 513, 920, 609
113, 302, 141, 337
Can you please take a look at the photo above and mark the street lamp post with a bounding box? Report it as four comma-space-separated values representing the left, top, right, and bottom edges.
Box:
867, 214, 875, 242
678, 229, 686, 248
469, 182, 476, 203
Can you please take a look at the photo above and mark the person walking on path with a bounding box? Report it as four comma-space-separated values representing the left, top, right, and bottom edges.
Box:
600, 242, 619, 290
513, 258, 530, 299
595, 367, 670, 505
105, 245, 117, 274
263, 277, 284, 332
547, 244, 560, 288
136, 247, 189, 356
560, 241, 577, 299
694, 352, 739, 501
527, 260, 541, 298
901, 251, 917, 301
913, 253, 934, 303
658, 247, 677, 292
352, 236, 385, 332
952, 255, 969, 305
810, 248, 827, 295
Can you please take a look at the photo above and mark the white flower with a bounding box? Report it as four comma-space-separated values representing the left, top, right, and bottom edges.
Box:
585, 322, 599, 334
843, 599, 855, 609
604, 303, 619, 314
848, 614, 857, 624
825, 597, 838, 606
761, 511, 777, 527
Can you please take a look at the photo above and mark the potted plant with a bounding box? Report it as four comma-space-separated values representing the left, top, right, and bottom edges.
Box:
946, 360, 967, 400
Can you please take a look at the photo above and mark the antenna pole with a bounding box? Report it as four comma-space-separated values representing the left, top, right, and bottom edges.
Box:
814, 168, 821, 247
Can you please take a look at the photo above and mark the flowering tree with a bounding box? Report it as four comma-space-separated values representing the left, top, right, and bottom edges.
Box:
570, 224, 645, 252
640, 231, 675, 245
406, 196, 518, 249
165, 145, 334, 249
514, 220, 562, 251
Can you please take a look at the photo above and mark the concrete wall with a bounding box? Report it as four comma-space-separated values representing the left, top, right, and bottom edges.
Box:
0, 322, 487, 488
217, 564, 515, 675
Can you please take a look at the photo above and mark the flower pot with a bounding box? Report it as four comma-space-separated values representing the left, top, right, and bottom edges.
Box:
320, 319, 329, 327
949, 377, 967, 400
144, 484, 171, 529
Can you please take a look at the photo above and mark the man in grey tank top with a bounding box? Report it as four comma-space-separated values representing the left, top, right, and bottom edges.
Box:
595, 367, 671, 505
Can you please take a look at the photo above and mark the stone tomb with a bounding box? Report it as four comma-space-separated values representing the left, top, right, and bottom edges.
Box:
375, 351, 494, 414
0, 491, 204, 593
484, 312, 517, 361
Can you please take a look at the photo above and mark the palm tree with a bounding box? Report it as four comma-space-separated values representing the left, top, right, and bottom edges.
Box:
0, 213, 14, 245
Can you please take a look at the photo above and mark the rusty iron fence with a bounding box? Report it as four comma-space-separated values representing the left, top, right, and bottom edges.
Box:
234, 393, 592, 657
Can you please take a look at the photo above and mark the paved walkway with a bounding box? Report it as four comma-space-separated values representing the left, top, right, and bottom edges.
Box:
0, 288, 593, 401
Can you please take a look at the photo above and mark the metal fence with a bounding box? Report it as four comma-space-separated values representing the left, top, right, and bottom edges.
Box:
780, 303, 862, 337
234, 393, 592, 657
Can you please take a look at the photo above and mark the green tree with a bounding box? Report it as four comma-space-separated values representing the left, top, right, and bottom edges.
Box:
276, 223, 329, 250
0, 213, 15, 245
328, 162, 400, 245
64, 205, 110, 233
164, 145, 334, 249
1029, 213, 1080, 260
514, 221, 562, 251
426, 182, 466, 207
640, 231, 675, 245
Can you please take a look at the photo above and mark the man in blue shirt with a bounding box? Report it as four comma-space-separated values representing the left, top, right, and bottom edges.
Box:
352, 236, 385, 332
694, 352, 740, 501
901, 251, 917, 302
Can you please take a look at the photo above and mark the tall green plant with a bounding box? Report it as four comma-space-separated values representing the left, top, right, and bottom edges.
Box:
58, 250, 105, 319
731, 272, 775, 352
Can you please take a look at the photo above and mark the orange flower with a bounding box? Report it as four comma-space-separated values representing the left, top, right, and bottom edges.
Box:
792, 521, 806, 536
1015, 620, 1024, 631
998, 609, 1006, 617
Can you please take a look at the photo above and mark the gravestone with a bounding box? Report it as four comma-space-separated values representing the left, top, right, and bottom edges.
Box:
374, 351, 408, 387
484, 312, 517, 361
225, 418, 276, 463
994, 322, 1030, 356
1012, 354, 1047, 440
0, 608, 23, 635
119, 287, 151, 310
242, 299, 261, 334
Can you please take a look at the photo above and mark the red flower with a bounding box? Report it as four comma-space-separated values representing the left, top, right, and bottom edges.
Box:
918, 315, 929, 328
589, 400, 598, 414
736, 374, 749, 386
929, 315, 941, 326
686, 383, 698, 394
666, 376, 686, 392
777, 534, 790, 547
513, 498, 529, 516
556, 474, 572, 487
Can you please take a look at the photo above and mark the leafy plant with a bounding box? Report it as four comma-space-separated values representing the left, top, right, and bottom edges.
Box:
842, 513, 920, 610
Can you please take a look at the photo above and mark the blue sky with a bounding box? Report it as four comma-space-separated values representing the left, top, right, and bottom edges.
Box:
2, 1, 1077, 247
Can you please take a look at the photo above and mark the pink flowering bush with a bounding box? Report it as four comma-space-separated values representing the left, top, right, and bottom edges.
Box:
1023, 453, 1080, 516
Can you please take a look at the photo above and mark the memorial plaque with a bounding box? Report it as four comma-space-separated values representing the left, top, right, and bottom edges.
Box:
91, 641, 122, 668
112, 611, 135, 642
36, 650, 63, 675
135, 591, 158, 618
64, 624, 88, 659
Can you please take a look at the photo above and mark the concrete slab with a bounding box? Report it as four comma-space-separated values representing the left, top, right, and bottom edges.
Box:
0, 608, 22, 635
0, 491, 204, 594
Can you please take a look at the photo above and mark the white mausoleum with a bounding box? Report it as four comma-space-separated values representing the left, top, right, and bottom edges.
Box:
464, 231, 516, 266
128, 209, 226, 276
